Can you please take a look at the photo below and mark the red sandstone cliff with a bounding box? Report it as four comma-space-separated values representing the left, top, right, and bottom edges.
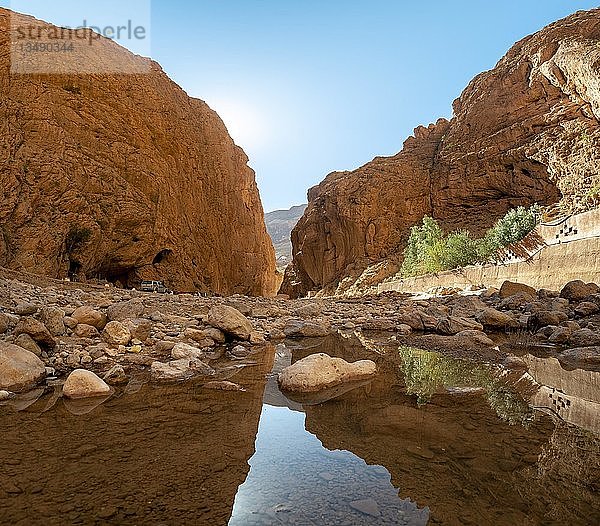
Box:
283, 8, 600, 297
0, 9, 277, 296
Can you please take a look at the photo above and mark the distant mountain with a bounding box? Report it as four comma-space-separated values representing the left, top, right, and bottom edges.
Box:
265, 205, 307, 268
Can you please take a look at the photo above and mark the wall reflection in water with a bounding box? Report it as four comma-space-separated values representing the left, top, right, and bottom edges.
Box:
1, 334, 598, 526
0, 347, 274, 525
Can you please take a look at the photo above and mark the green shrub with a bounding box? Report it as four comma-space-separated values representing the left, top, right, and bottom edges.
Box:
441, 230, 480, 269
400, 205, 541, 278
401, 216, 445, 277
475, 230, 501, 262
401, 220, 480, 277
486, 204, 541, 247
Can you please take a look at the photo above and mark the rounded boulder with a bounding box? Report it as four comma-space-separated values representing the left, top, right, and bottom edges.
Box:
208, 305, 253, 341
63, 369, 112, 399
0, 342, 47, 392
278, 353, 376, 393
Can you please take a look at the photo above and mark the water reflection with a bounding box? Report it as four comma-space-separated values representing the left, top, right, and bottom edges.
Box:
286, 333, 600, 525
230, 405, 429, 525
398, 346, 536, 425
0, 334, 598, 526
0, 348, 274, 525
523, 354, 600, 434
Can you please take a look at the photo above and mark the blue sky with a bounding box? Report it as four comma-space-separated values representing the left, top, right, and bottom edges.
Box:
4, 1, 600, 211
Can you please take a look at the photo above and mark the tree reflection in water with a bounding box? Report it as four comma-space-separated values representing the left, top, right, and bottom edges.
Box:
398, 346, 535, 426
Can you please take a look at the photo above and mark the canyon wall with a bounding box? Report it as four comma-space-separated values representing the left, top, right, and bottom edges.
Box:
0, 9, 276, 296
283, 8, 600, 297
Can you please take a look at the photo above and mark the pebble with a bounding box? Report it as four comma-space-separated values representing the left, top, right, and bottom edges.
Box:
0, 390, 14, 400
349, 498, 380, 517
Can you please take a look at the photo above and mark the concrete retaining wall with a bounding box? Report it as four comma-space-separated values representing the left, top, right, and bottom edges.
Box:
377, 208, 600, 294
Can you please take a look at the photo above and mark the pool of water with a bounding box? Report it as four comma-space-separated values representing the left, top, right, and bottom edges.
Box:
1, 332, 599, 525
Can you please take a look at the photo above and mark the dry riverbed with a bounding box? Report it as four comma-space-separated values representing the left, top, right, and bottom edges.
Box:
1, 267, 600, 403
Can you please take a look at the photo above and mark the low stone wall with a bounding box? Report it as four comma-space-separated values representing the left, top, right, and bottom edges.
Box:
377, 208, 600, 295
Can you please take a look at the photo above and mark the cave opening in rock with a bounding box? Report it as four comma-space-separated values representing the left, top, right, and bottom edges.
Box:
93, 264, 139, 288
153, 249, 172, 265
68, 260, 82, 281
106, 270, 136, 288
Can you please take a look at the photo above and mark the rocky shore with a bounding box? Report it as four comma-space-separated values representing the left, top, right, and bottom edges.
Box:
1, 267, 599, 402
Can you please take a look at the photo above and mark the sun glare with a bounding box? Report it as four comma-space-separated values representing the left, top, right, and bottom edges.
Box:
208, 99, 266, 151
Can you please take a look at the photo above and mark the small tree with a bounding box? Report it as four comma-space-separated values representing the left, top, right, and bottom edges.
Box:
401, 216, 445, 277
487, 204, 541, 247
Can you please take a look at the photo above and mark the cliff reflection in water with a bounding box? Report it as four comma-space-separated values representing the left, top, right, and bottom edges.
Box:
287, 333, 600, 526
0, 347, 275, 525
0, 334, 598, 526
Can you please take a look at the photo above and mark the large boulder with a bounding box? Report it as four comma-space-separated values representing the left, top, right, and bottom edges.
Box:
202, 327, 226, 344
568, 329, 600, 348
559, 347, 600, 366
71, 306, 107, 330
498, 292, 535, 310
207, 305, 253, 341
435, 316, 483, 336
0, 342, 46, 392
63, 369, 112, 399
39, 306, 66, 336
528, 310, 569, 332
125, 318, 153, 342
574, 301, 600, 317
278, 353, 376, 393
13, 317, 56, 348
477, 308, 520, 329
448, 295, 487, 318
397, 309, 426, 331
283, 319, 332, 338
171, 342, 207, 361
14, 334, 42, 357
107, 300, 145, 321
499, 281, 536, 300
0, 312, 11, 334
150, 358, 214, 382
547, 326, 572, 344
453, 330, 496, 347
74, 324, 100, 339
13, 302, 37, 316
560, 280, 600, 302
102, 321, 132, 346
183, 328, 215, 348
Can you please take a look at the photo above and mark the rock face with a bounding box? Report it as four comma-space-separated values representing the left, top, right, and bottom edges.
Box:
278, 353, 377, 393
0, 9, 276, 296
0, 342, 46, 392
283, 9, 600, 297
